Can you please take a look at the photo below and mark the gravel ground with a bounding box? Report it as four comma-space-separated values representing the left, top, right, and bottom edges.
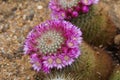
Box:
0, 0, 50, 79
0, 0, 120, 80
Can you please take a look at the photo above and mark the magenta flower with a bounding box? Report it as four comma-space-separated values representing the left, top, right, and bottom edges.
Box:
81, 0, 93, 5
43, 55, 55, 69
61, 53, 74, 66
54, 54, 65, 69
51, 11, 66, 20
49, 0, 99, 20
24, 20, 82, 73
82, 5, 89, 13
30, 54, 42, 72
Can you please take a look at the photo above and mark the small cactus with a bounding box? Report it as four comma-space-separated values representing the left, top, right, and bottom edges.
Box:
24, 20, 82, 73
64, 42, 113, 80
109, 65, 120, 80
70, 5, 116, 46
34, 42, 113, 80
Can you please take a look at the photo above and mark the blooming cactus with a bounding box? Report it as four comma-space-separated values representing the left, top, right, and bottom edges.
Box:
24, 20, 82, 73
49, 0, 99, 20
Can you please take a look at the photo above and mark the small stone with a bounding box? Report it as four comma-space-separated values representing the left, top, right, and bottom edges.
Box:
1, 24, 9, 32
26, 10, 34, 21
2, 0, 8, 2
27, 76, 30, 80
117, 64, 120, 66
23, 15, 27, 20
37, 5, 43, 10
96, 52, 100, 55
11, 7, 17, 12
114, 34, 120, 45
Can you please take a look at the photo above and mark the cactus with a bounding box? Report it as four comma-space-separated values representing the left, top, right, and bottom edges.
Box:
64, 42, 113, 80
34, 42, 113, 80
109, 65, 120, 80
70, 5, 116, 46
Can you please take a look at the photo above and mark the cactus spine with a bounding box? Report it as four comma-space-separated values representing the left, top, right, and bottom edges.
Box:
70, 5, 116, 46
34, 42, 113, 80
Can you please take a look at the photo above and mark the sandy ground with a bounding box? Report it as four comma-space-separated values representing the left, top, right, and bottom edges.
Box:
0, 0, 50, 79
0, 0, 120, 80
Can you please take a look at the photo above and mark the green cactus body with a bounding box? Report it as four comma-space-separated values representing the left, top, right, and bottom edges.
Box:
64, 42, 113, 80
66, 42, 97, 80
110, 66, 120, 80
70, 5, 116, 46
34, 42, 113, 80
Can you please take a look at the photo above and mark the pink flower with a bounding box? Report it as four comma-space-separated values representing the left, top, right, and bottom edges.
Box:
43, 55, 55, 69
66, 39, 77, 48
61, 53, 74, 66
42, 66, 50, 74
49, 0, 99, 20
54, 54, 65, 69
24, 20, 82, 73
81, 0, 93, 5
82, 5, 89, 13
51, 11, 66, 20
30, 54, 42, 72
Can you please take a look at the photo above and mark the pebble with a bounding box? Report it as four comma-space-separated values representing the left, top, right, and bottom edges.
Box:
1, 24, 9, 32
0, 0, 49, 79
37, 5, 43, 10
11, 7, 17, 12
26, 10, 34, 21
114, 34, 120, 45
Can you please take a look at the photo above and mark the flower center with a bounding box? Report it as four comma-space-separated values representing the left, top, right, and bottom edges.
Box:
45, 38, 53, 45
37, 30, 64, 54
64, 56, 69, 61
68, 42, 74, 47
48, 58, 53, 64
35, 61, 41, 67
58, 0, 80, 9
56, 58, 62, 64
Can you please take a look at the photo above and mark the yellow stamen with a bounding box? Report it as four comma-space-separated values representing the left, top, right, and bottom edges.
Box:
64, 56, 69, 61
46, 38, 52, 45
48, 58, 53, 64
68, 42, 74, 47
56, 58, 62, 64
62, 13, 65, 17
